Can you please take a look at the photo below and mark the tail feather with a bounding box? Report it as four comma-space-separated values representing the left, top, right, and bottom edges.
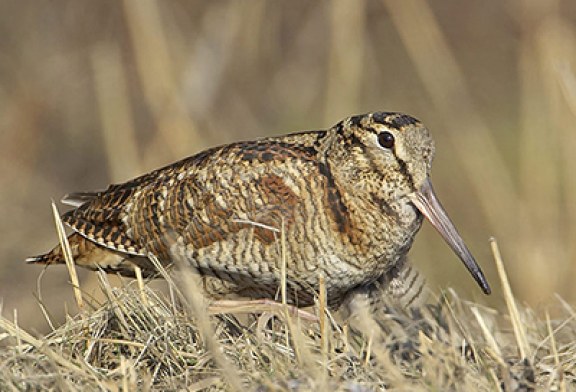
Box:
26, 233, 157, 278
61, 191, 100, 207
25, 237, 73, 266
26, 253, 58, 265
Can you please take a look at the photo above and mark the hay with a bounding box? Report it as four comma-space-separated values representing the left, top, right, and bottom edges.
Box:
1, 273, 574, 391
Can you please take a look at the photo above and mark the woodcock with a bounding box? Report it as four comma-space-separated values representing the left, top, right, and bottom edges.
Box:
28, 112, 491, 308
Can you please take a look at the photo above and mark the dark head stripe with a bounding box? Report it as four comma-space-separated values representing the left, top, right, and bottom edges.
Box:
372, 112, 420, 130
393, 155, 416, 192
341, 112, 421, 133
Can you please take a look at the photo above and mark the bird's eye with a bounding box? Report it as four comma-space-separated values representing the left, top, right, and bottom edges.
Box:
378, 131, 395, 149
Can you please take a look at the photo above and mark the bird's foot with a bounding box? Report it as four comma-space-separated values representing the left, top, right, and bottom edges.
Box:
208, 299, 319, 323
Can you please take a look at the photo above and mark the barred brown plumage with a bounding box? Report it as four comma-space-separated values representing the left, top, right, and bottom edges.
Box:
27, 112, 491, 309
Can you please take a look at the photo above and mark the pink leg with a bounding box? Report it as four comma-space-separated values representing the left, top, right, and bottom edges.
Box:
208, 299, 319, 322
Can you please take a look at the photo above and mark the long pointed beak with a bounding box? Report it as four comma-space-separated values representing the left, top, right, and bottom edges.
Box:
408, 178, 491, 295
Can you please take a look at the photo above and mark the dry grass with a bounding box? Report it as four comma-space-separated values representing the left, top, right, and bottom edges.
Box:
2, 0, 576, 331
1, 242, 575, 391
1, 1, 576, 390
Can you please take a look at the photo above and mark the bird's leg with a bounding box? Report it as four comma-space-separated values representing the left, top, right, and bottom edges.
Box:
208, 299, 319, 322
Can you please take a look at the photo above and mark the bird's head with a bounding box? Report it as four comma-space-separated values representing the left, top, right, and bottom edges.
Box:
328, 112, 490, 295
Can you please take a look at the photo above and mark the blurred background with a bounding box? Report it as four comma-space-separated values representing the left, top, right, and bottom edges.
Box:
1, 0, 575, 333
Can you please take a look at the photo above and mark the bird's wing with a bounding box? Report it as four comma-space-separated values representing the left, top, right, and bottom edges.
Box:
61, 138, 321, 262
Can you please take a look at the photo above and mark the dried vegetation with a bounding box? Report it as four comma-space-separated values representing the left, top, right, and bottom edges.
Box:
1, 241, 574, 391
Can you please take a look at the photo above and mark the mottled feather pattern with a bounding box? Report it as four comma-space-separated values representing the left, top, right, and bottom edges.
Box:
28, 112, 491, 308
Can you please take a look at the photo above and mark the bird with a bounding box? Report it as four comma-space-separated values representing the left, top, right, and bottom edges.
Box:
27, 112, 491, 309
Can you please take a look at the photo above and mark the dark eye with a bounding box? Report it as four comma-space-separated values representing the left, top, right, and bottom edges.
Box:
378, 131, 395, 149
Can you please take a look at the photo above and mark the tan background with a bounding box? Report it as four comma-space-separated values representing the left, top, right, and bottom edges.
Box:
1, 0, 575, 333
